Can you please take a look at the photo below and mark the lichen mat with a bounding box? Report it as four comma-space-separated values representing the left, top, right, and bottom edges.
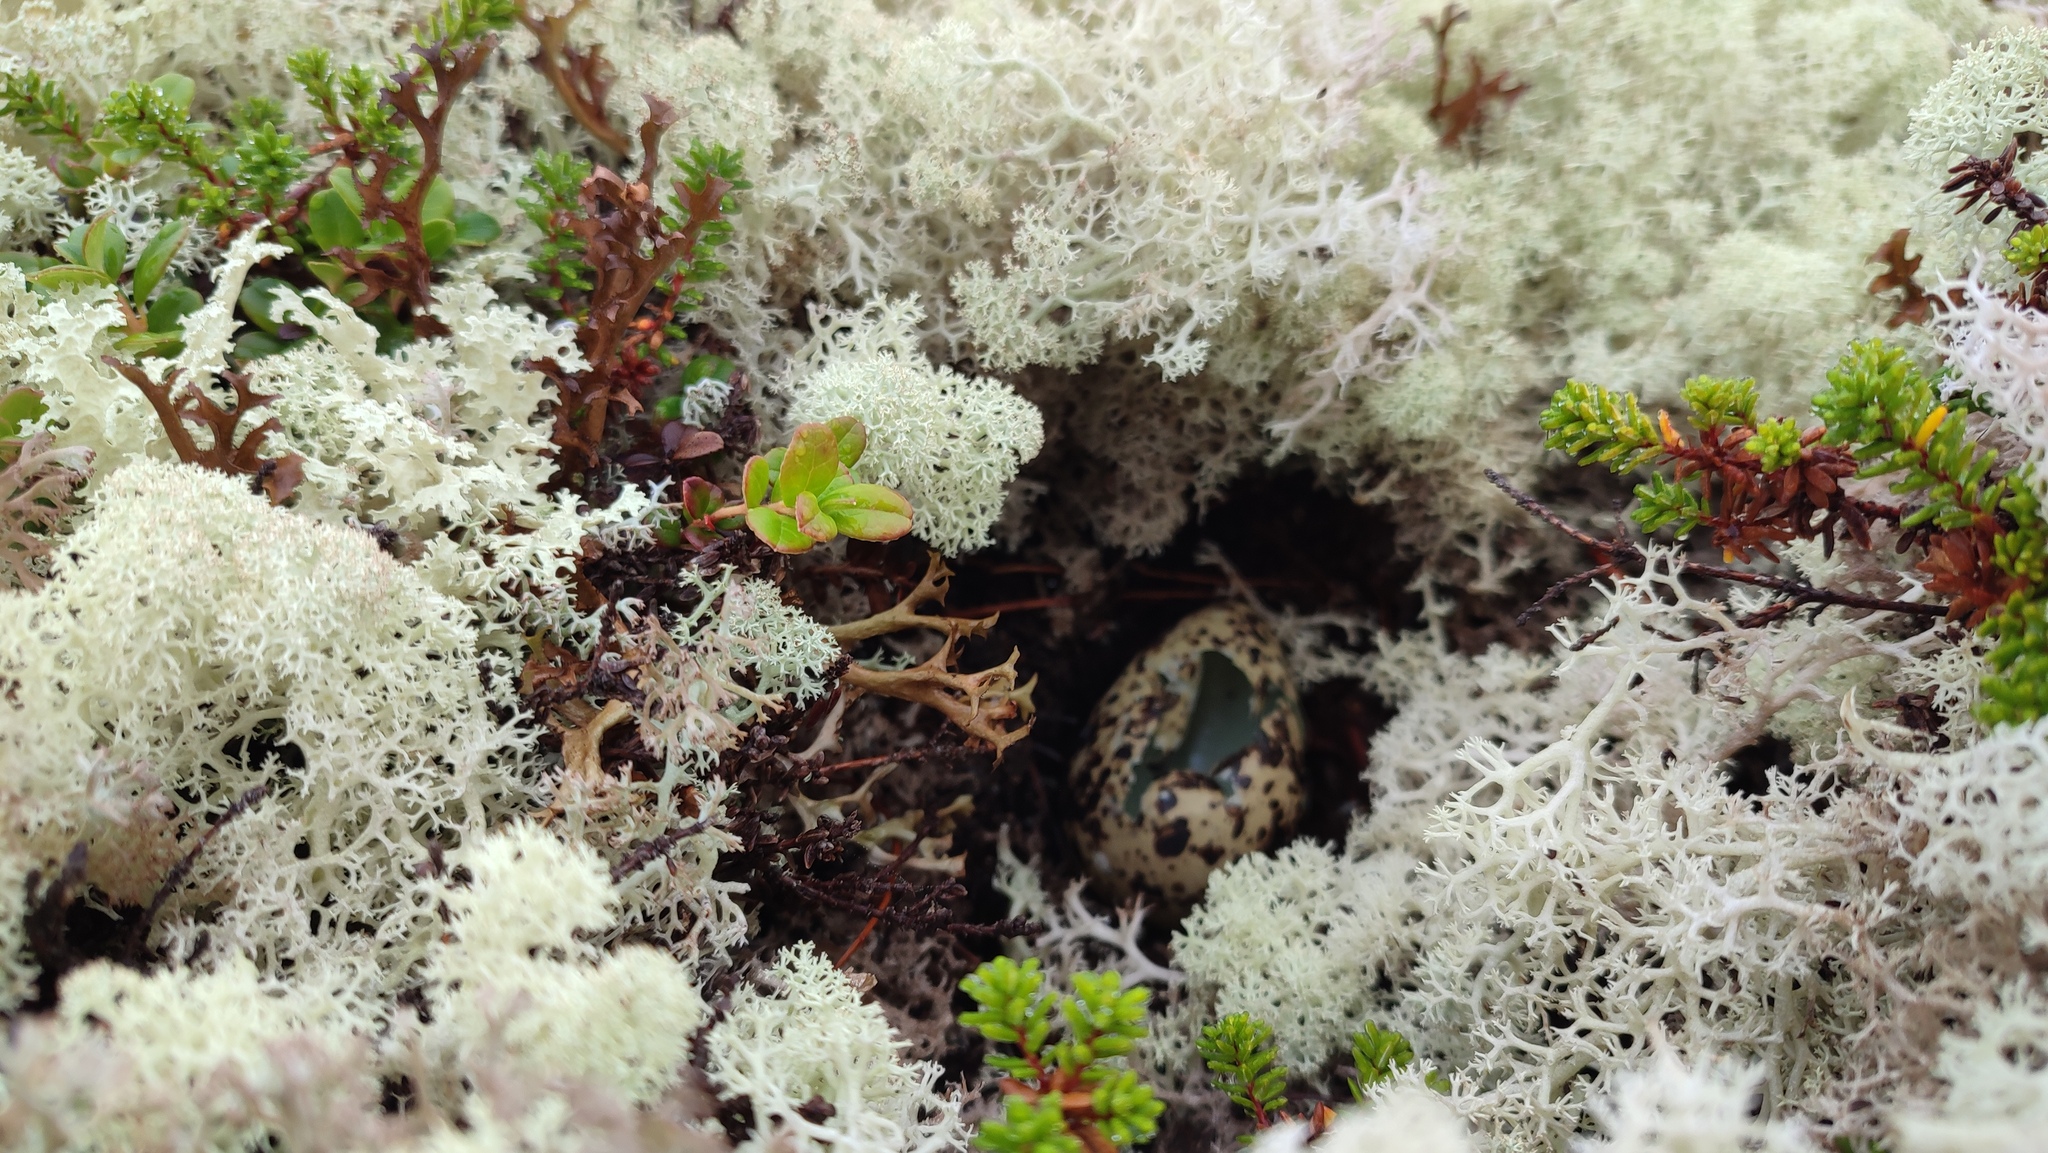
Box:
0, 0, 2041, 1150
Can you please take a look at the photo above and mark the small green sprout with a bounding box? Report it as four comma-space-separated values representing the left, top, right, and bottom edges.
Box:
2008, 223, 2048, 277
960, 957, 1164, 1152
1743, 417, 1803, 473
1348, 1021, 1450, 1099
1197, 1013, 1289, 1142
1539, 378, 1664, 473
696, 418, 913, 555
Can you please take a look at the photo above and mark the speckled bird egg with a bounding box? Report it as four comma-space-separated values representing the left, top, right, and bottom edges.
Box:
1069, 601, 1305, 906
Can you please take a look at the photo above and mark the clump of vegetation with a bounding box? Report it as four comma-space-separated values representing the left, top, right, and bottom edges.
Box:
961, 957, 1164, 1152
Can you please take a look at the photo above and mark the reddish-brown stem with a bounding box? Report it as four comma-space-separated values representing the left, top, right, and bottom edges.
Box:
835, 889, 890, 968
517, 0, 632, 155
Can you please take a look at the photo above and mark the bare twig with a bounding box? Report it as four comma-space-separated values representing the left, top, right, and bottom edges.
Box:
609, 816, 715, 883
143, 783, 271, 926
1486, 470, 1949, 623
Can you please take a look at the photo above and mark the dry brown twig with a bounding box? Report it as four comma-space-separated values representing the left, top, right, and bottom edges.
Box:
828, 553, 1036, 758
103, 359, 305, 504
517, 0, 632, 155
1422, 4, 1526, 148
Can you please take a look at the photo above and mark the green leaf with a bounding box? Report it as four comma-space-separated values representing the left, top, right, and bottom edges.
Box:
826, 415, 868, 467
130, 219, 190, 303
775, 423, 842, 505
28, 265, 111, 291
743, 455, 772, 508
0, 388, 47, 440
306, 188, 368, 251
1743, 417, 1803, 473
746, 506, 815, 554
822, 483, 913, 542
148, 72, 196, 112
651, 395, 684, 423
303, 257, 355, 295
421, 216, 456, 261
1541, 379, 1664, 472
421, 175, 456, 223
651, 509, 683, 549
234, 330, 300, 360
239, 277, 294, 334
0, 253, 57, 277
81, 214, 126, 281
682, 355, 734, 386
53, 222, 86, 266
973, 1096, 1081, 1153
453, 210, 500, 246
113, 329, 185, 354
327, 167, 365, 217
1349, 1022, 1417, 1100
147, 285, 205, 333
1680, 375, 1759, 431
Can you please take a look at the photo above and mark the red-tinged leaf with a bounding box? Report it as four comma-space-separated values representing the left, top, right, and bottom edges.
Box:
664, 425, 724, 461
680, 475, 723, 520
794, 490, 837, 543
775, 423, 841, 505
746, 505, 814, 554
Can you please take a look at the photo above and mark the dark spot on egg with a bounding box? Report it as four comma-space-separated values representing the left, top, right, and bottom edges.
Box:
1155, 787, 1178, 813
1196, 841, 1227, 865
1154, 819, 1191, 858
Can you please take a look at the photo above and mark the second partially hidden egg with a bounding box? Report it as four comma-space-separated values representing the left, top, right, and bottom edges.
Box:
1070, 601, 1305, 907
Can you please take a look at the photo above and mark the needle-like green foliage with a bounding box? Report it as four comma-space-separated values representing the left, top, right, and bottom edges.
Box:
960, 958, 1164, 1151
1196, 1013, 1289, 1141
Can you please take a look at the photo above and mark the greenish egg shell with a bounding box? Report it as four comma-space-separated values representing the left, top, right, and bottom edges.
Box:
1069, 601, 1305, 906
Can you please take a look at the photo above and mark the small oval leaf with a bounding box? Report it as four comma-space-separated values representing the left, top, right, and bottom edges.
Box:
679, 476, 724, 521
29, 265, 112, 290
793, 490, 837, 544
306, 188, 367, 251
421, 216, 456, 261
0, 388, 47, 440
774, 423, 843, 505
826, 415, 867, 467
821, 482, 914, 542
239, 277, 294, 334
743, 455, 771, 508
328, 167, 365, 216
452, 210, 501, 246
147, 285, 205, 333
130, 219, 190, 303
81, 214, 125, 281
149, 72, 196, 111
746, 506, 814, 554
421, 176, 456, 224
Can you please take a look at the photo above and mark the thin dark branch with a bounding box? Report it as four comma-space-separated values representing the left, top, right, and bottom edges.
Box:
610, 816, 715, 883
142, 782, 271, 931
1486, 470, 1950, 623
